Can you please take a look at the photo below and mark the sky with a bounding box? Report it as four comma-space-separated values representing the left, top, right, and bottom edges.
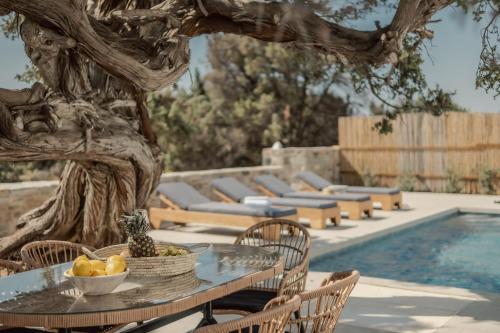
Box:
0, 5, 498, 113
421, 7, 499, 113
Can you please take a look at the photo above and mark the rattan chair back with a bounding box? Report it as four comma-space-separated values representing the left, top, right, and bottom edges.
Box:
235, 219, 311, 295
0, 259, 24, 277
20, 240, 95, 269
195, 295, 301, 333
287, 270, 360, 333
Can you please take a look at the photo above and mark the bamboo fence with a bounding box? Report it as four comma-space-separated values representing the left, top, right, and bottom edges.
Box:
338, 112, 500, 194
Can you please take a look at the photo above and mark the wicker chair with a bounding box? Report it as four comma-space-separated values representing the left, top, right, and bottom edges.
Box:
0, 259, 24, 277
20, 240, 95, 269
286, 270, 360, 333
213, 219, 311, 314
195, 295, 301, 333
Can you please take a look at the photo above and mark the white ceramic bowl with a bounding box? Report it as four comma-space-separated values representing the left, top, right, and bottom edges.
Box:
64, 269, 129, 295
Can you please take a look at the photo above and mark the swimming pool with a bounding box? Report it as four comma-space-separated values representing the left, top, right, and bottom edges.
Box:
310, 212, 500, 293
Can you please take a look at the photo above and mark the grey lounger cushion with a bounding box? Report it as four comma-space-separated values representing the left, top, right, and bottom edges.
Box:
212, 177, 258, 202
268, 197, 337, 209
347, 186, 400, 195
157, 182, 296, 217
212, 177, 337, 209
189, 202, 296, 218
297, 171, 400, 195
296, 171, 331, 190
157, 182, 211, 209
254, 175, 295, 196
284, 191, 370, 202
255, 174, 369, 202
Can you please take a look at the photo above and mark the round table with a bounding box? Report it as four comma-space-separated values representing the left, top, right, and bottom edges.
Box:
0, 244, 283, 332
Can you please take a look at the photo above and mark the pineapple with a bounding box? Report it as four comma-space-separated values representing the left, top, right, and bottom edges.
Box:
121, 209, 158, 258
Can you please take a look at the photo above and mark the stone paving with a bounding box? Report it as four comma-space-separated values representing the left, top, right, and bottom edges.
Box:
146, 192, 500, 333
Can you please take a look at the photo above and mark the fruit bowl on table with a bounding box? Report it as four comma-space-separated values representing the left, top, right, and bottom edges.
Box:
93, 242, 209, 277
64, 269, 129, 296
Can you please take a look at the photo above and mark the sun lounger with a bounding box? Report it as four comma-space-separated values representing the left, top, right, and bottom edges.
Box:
254, 175, 373, 220
149, 182, 298, 239
211, 177, 341, 228
296, 171, 402, 210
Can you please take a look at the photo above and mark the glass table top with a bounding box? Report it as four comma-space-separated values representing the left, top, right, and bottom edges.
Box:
0, 244, 282, 316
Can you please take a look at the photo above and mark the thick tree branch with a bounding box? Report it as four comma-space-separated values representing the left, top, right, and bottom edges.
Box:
184, 0, 455, 65
0, 0, 454, 92
0, 0, 190, 91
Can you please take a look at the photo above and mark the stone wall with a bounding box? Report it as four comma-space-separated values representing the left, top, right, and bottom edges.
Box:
262, 146, 340, 187
0, 181, 59, 237
0, 165, 283, 237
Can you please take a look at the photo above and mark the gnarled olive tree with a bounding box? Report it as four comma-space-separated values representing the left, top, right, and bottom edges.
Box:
0, 0, 481, 256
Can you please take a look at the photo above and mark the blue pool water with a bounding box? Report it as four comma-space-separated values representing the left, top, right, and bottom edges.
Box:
310, 213, 500, 293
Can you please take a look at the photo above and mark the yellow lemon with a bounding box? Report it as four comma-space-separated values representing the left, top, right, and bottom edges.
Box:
91, 269, 107, 276
89, 260, 106, 271
73, 260, 92, 276
74, 255, 88, 263
105, 260, 126, 275
66, 268, 74, 276
107, 255, 126, 265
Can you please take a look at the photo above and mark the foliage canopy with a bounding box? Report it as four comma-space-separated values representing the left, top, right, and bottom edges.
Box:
150, 35, 351, 170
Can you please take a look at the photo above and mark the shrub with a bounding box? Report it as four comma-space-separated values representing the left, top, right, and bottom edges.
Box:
361, 168, 379, 187
478, 167, 498, 195
0, 161, 62, 183
0, 163, 23, 182
398, 172, 417, 191
444, 169, 463, 193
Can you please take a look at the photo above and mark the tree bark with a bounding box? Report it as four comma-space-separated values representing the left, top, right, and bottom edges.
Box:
0, 92, 162, 256
0, 0, 455, 257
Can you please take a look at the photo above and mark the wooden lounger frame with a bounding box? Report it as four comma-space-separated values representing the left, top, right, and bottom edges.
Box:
299, 182, 402, 211
371, 192, 402, 210
213, 189, 341, 229
149, 194, 298, 240
257, 185, 372, 221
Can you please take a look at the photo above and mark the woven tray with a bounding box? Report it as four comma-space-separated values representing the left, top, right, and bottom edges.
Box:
94, 243, 209, 277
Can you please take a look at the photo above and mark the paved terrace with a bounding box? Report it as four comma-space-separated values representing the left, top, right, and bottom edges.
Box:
147, 192, 500, 333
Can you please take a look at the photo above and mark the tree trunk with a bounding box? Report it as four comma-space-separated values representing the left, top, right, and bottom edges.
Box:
0, 92, 163, 257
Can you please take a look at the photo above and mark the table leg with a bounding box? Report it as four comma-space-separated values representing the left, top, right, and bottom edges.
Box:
195, 302, 217, 328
